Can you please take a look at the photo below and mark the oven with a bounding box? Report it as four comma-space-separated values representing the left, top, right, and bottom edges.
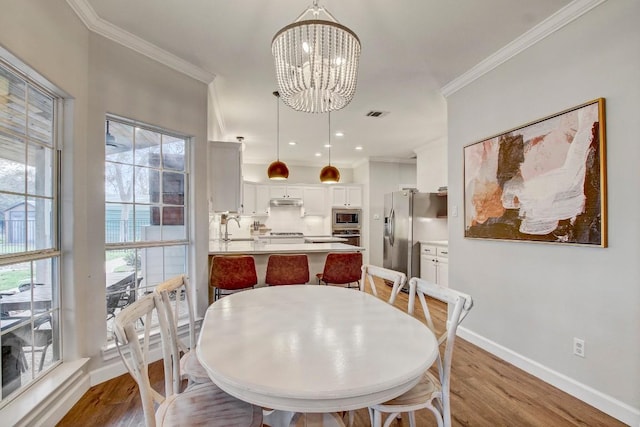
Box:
332, 229, 361, 246
333, 208, 361, 229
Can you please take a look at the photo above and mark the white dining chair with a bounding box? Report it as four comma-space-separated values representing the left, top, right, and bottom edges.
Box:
155, 275, 210, 388
360, 264, 407, 303
114, 292, 263, 427
369, 277, 473, 427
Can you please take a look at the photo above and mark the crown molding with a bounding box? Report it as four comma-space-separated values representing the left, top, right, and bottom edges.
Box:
441, 0, 607, 97
65, 0, 215, 84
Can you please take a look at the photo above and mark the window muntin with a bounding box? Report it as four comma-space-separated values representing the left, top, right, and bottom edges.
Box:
105, 118, 189, 341
0, 61, 60, 403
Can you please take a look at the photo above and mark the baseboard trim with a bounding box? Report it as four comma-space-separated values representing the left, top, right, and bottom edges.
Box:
457, 327, 640, 426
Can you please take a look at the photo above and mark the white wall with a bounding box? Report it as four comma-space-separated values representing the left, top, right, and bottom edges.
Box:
0, 0, 209, 385
87, 33, 209, 366
447, 0, 640, 423
0, 0, 90, 365
415, 138, 447, 193
353, 161, 370, 265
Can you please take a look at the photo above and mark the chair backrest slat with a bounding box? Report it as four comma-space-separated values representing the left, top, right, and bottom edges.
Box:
360, 264, 407, 303
407, 277, 473, 427
155, 274, 195, 394
114, 291, 179, 427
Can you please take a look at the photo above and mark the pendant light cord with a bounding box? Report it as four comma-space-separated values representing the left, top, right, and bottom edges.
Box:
328, 111, 331, 166
275, 91, 280, 161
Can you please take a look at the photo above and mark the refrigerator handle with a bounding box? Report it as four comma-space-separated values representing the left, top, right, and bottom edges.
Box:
389, 208, 395, 246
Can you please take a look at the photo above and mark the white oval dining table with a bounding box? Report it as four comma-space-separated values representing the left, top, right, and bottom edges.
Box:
196, 285, 438, 416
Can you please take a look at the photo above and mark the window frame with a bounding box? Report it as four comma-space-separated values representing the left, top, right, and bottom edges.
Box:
104, 115, 191, 343
0, 58, 62, 404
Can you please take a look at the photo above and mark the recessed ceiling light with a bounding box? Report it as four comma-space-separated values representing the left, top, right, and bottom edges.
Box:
335, 131, 344, 137
324, 144, 332, 148
288, 141, 296, 146
355, 146, 363, 150
315, 152, 322, 157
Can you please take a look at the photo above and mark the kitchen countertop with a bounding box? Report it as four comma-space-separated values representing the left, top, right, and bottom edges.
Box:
420, 240, 449, 246
304, 236, 347, 243
209, 241, 364, 255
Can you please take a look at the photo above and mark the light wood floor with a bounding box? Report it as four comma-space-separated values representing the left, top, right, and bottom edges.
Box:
58, 281, 623, 426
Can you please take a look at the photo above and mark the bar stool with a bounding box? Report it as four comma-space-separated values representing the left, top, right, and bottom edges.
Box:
316, 252, 363, 288
209, 255, 258, 302
265, 254, 310, 286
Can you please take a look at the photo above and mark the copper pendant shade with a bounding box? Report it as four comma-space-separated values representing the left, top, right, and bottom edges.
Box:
268, 91, 289, 180
320, 111, 340, 183
268, 160, 289, 180
319, 164, 340, 183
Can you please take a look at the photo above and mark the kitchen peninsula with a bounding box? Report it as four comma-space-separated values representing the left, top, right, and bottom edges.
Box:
209, 241, 365, 286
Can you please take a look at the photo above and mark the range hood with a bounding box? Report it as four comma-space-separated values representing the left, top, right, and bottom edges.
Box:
270, 198, 303, 207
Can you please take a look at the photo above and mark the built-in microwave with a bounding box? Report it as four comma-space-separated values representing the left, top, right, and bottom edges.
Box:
333, 208, 361, 229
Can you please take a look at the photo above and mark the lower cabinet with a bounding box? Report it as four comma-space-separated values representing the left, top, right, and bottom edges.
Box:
420, 243, 448, 287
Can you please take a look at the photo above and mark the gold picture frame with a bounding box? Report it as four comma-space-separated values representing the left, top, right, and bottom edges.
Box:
463, 98, 607, 247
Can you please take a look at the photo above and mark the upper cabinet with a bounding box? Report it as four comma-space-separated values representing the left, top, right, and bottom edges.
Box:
302, 187, 327, 216
331, 185, 362, 207
268, 185, 303, 199
241, 182, 257, 215
208, 141, 242, 212
242, 182, 269, 215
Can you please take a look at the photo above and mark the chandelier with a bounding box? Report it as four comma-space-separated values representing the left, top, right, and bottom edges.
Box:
272, 0, 361, 113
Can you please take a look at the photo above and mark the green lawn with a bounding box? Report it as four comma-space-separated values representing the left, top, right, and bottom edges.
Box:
0, 269, 30, 292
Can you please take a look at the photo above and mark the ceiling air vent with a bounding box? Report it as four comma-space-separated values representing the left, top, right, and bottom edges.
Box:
365, 111, 389, 118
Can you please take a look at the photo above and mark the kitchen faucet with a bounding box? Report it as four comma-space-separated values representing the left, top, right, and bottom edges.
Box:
221, 213, 241, 242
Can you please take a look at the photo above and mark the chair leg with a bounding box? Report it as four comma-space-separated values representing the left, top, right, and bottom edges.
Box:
347, 410, 355, 427
408, 411, 417, 427
38, 343, 50, 372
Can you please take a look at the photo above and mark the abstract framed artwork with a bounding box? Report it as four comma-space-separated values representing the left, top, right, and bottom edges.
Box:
464, 98, 607, 247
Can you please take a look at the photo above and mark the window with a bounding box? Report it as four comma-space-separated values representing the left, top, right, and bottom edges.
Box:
105, 117, 189, 341
0, 61, 60, 403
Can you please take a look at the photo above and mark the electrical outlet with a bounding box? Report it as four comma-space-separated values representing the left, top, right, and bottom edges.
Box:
573, 338, 585, 357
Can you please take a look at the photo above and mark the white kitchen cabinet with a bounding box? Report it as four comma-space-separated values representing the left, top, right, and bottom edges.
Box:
269, 185, 303, 199
255, 184, 271, 215
208, 141, 242, 212
242, 182, 256, 215
331, 185, 362, 207
420, 243, 448, 287
302, 186, 327, 216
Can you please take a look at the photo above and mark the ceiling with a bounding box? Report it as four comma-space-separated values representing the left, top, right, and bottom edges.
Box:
78, 0, 572, 167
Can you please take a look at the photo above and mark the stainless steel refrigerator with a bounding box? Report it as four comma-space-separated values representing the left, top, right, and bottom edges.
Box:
383, 190, 446, 279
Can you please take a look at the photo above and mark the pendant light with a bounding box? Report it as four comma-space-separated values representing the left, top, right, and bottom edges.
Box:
267, 91, 289, 180
319, 111, 340, 183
